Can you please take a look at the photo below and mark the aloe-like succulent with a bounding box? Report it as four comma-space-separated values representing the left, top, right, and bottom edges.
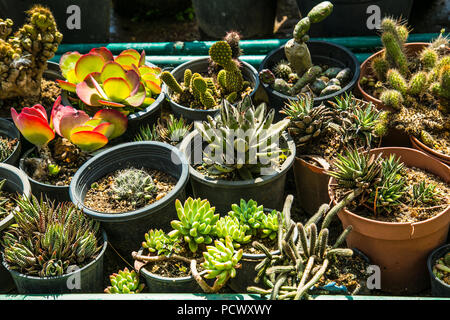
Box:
0, 179, 9, 218
169, 198, 220, 253
214, 216, 251, 248
142, 229, 181, 257
104, 268, 145, 294
412, 181, 442, 205
2, 195, 101, 277
110, 168, 156, 208
195, 96, 290, 180
155, 114, 192, 145
201, 236, 243, 287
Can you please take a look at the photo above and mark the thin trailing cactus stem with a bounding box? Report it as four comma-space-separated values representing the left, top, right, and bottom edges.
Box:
270, 273, 288, 300
322, 188, 363, 230
305, 203, 329, 228
293, 259, 329, 300
332, 225, 353, 249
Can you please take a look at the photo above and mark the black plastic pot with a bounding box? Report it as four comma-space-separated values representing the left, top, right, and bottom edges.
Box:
179, 130, 296, 215
69, 141, 190, 260
136, 247, 211, 293
0, 118, 21, 166
258, 41, 360, 119
2, 230, 107, 294
19, 148, 71, 203
0, 163, 32, 293
162, 57, 260, 123
427, 244, 450, 297
192, 0, 277, 39
296, 0, 414, 37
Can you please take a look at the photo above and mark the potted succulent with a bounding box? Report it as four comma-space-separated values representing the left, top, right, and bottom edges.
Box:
247, 189, 363, 299
358, 18, 449, 158
104, 267, 145, 294
0, 118, 20, 166
427, 244, 450, 297
0, 163, 31, 293
327, 147, 450, 293
56, 46, 164, 136
0, 5, 63, 118
160, 33, 259, 122
180, 96, 295, 214
132, 197, 239, 293
68, 141, 189, 259
1, 194, 107, 294
12, 97, 128, 202
258, 1, 360, 117
281, 93, 387, 215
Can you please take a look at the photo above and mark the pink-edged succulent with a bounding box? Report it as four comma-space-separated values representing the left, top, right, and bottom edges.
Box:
12, 96, 128, 152
57, 47, 162, 112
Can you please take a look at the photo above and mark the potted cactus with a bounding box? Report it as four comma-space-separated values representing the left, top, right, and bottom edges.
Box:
326, 147, 450, 294
12, 96, 128, 202
281, 93, 387, 215
0, 163, 31, 293
427, 244, 450, 297
160, 33, 259, 122
57, 46, 165, 135
358, 18, 449, 162
180, 96, 295, 214
0, 5, 63, 118
258, 1, 360, 117
132, 197, 240, 293
1, 194, 107, 294
0, 118, 20, 166
69, 141, 189, 259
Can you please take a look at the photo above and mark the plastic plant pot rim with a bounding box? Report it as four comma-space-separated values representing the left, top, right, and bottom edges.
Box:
180, 130, 296, 187
19, 147, 70, 191
328, 147, 450, 229
1, 229, 108, 281
427, 243, 450, 288
68, 141, 190, 222
136, 247, 208, 282
0, 118, 21, 164
0, 163, 32, 231
258, 40, 360, 102
161, 57, 260, 114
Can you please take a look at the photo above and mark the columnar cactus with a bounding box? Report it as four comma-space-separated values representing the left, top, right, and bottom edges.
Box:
110, 168, 156, 207
0, 5, 62, 100
169, 198, 220, 253
105, 268, 145, 294
284, 1, 333, 75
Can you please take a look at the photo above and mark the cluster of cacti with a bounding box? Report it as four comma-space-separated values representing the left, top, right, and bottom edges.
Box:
168, 198, 220, 253
0, 5, 62, 101
247, 195, 357, 299
364, 18, 450, 154
195, 96, 290, 180
433, 252, 450, 285
160, 36, 251, 110
142, 229, 181, 257
104, 268, 145, 294
135, 114, 192, 146
2, 195, 101, 277
110, 168, 156, 208
0, 136, 15, 162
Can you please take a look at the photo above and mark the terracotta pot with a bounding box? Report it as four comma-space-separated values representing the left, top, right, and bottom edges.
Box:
329, 147, 450, 294
410, 135, 450, 166
357, 43, 429, 148
293, 156, 330, 216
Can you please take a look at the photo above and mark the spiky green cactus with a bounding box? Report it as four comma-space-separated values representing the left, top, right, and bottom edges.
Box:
142, 229, 181, 257
420, 47, 438, 70
380, 89, 404, 110
407, 71, 428, 96
214, 216, 251, 249
371, 56, 389, 81
2, 195, 101, 277
105, 268, 145, 294
273, 60, 292, 80
0, 5, 62, 100
169, 198, 219, 253
110, 168, 156, 208
209, 40, 243, 94
160, 71, 184, 94
192, 77, 216, 108
380, 18, 409, 76
386, 69, 407, 95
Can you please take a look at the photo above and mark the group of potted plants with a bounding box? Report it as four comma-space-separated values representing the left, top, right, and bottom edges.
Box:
0, 2, 449, 299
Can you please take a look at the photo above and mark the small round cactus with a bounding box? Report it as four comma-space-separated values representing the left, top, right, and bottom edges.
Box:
104, 268, 145, 294
110, 168, 156, 207
273, 60, 292, 80
407, 71, 428, 96
386, 69, 407, 95
380, 89, 404, 110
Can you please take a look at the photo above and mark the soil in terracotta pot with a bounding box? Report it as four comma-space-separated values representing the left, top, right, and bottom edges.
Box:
169, 72, 253, 110
84, 168, 176, 213
0, 78, 61, 118
334, 166, 450, 223
0, 135, 18, 162
23, 138, 87, 186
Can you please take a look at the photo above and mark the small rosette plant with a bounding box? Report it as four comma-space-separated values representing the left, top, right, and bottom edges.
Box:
104, 268, 145, 294
11, 96, 127, 152
57, 47, 161, 113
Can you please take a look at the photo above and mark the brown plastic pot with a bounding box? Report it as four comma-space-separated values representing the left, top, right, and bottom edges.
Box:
293, 156, 330, 216
329, 147, 450, 294
357, 43, 429, 148
410, 135, 450, 166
